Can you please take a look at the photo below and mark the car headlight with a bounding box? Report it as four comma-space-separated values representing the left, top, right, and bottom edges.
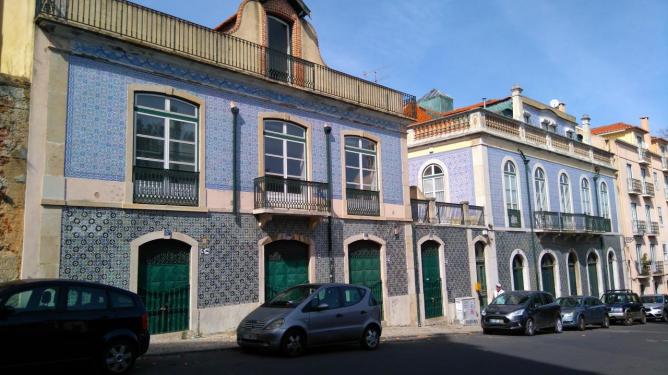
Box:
562, 312, 574, 320
506, 309, 524, 319
481, 309, 487, 316
263, 318, 284, 331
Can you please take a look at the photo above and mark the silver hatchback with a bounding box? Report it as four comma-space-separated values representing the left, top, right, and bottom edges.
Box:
237, 283, 382, 356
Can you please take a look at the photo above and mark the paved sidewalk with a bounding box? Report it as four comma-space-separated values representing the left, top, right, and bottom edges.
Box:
146, 324, 481, 357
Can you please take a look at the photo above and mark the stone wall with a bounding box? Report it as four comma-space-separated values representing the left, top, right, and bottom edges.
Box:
0, 73, 29, 282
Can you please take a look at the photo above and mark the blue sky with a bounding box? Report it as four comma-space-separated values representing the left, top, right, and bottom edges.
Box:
134, 0, 668, 132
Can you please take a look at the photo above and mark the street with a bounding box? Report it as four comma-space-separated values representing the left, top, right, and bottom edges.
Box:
124, 322, 668, 375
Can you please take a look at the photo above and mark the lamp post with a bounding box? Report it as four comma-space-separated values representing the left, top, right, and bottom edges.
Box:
518, 149, 540, 290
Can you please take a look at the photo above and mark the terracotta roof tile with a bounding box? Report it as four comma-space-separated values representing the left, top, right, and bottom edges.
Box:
591, 122, 647, 135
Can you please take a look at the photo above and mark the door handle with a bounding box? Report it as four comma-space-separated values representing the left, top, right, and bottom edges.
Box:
336, 313, 343, 318
361, 311, 367, 315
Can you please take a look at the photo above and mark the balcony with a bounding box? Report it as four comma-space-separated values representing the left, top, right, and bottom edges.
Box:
253, 176, 330, 215
133, 166, 199, 206
636, 261, 650, 278
651, 261, 666, 275
647, 221, 660, 236
632, 220, 647, 235
35, 0, 416, 119
642, 182, 655, 197
534, 211, 611, 233
627, 178, 642, 195
507, 208, 522, 228
662, 157, 668, 171
346, 188, 380, 217
639, 148, 651, 164
410, 200, 485, 226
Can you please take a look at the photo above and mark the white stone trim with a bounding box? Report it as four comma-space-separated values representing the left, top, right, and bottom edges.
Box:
416, 235, 449, 321
471, 235, 498, 304
564, 250, 583, 295
531, 163, 551, 212
538, 249, 562, 297
585, 248, 604, 297
500, 157, 524, 228
257, 234, 316, 303
416, 159, 450, 202
557, 169, 574, 213
343, 234, 389, 322
606, 247, 621, 290
509, 249, 531, 291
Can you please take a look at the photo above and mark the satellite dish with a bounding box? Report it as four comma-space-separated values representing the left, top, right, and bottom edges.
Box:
549, 99, 560, 108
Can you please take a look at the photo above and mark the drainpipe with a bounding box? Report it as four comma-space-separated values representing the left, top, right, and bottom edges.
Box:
324, 123, 334, 282
518, 149, 540, 289
230, 102, 240, 217
412, 222, 422, 327
593, 168, 607, 292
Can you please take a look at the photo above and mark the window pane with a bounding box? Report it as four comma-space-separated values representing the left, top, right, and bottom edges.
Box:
265, 121, 283, 134
362, 154, 376, 169
136, 137, 164, 161
136, 94, 166, 110
346, 167, 360, 184
361, 138, 376, 151
169, 98, 197, 117
343, 287, 364, 307
285, 123, 305, 138
345, 136, 359, 148
110, 292, 135, 309
66, 287, 107, 311
4, 287, 58, 313
169, 163, 196, 172
136, 114, 165, 137
434, 176, 445, 191
265, 155, 284, 175
136, 159, 163, 169
345, 151, 358, 167
286, 140, 305, 159
423, 178, 434, 194
264, 136, 283, 156
170, 120, 196, 142
169, 142, 195, 163
287, 159, 304, 177
363, 170, 376, 187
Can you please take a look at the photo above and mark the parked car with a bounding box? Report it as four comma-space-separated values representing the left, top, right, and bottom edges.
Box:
481, 291, 562, 336
601, 289, 646, 325
237, 283, 381, 356
0, 279, 149, 374
556, 296, 610, 330
640, 294, 668, 322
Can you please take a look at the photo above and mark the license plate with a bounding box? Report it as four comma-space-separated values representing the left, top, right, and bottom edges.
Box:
243, 333, 258, 340
489, 319, 503, 324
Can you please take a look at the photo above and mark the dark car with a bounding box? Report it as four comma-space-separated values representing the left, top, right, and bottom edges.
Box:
0, 279, 149, 373
640, 294, 668, 322
557, 296, 610, 330
481, 291, 562, 336
601, 289, 646, 325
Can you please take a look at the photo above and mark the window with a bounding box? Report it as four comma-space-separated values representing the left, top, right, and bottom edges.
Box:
110, 292, 136, 309
422, 164, 445, 202
342, 287, 365, 307
566, 130, 574, 139
663, 244, 668, 261
636, 244, 642, 263
599, 182, 610, 218
626, 164, 633, 179
66, 287, 108, 311
636, 134, 644, 148
534, 167, 548, 211
650, 244, 657, 263
512, 255, 525, 291
134, 93, 198, 172
263, 120, 306, 180
659, 207, 664, 225
267, 16, 291, 81
646, 204, 652, 224
654, 172, 659, 186
523, 113, 531, 124
2, 286, 58, 313
345, 136, 377, 191
581, 178, 591, 215
559, 173, 572, 213
504, 161, 521, 227
312, 287, 341, 310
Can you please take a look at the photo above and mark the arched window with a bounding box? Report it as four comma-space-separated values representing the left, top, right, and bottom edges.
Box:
504, 161, 521, 227
534, 167, 547, 211
559, 173, 572, 213
422, 164, 446, 202
512, 255, 525, 291
607, 252, 616, 290
567, 253, 578, 295
599, 182, 610, 218
581, 178, 592, 215
587, 252, 600, 297
541, 254, 556, 296
345, 136, 377, 191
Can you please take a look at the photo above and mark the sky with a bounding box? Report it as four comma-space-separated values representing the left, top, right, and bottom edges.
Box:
134, 0, 668, 132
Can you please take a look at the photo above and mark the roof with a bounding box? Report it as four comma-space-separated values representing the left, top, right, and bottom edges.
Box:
438, 97, 509, 117
408, 97, 510, 127
591, 122, 648, 135
215, 0, 311, 32
418, 88, 452, 102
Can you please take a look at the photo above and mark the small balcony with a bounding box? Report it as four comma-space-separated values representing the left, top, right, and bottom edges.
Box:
627, 178, 642, 195
253, 176, 330, 215
651, 261, 666, 276
410, 200, 485, 226
636, 261, 650, 278
507, 208, 522, 228
632, 220, 647, 235
647, 221, 660, 236
133, 166, 199, 206
346, 188, 380, 216
534, 211, 611, 233
639, 148, 651, 164
642, 182, 655, 197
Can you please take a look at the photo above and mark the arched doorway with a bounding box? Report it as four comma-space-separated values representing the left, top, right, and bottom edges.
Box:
607, 252, 616, 290
264, 240, 309, 301
541, 254, 556, 296
421, 241, 443, 318
138, 239, 191, 334
512, 255, 525, 291
475, 242, 488, 306
349, 240, 383, 317
587, 252, 600, 297
568, 253, 579, 295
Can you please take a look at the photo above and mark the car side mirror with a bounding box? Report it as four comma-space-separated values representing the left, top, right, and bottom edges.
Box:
316, 303, 329, 311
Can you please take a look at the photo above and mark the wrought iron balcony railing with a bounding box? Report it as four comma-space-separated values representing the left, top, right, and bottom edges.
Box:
346, 188, 380, 216
638, 148, 651, 164
632, 220, 647, 235
35, 0, 416, 118
628, 178, 642, 194
410, 200, 485, 227
643, 182, 655, 197
652, 261, 665, 275
533, 211, 611, 233
647, 221, 660, 236
133, 166, 199, 206
635, 261, 650, 277
253, 176, 329, 213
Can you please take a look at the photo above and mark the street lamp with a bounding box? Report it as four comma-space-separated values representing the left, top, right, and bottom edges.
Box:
518, 149, 541, 290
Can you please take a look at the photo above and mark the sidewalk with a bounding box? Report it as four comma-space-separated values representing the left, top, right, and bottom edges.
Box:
146, 324, 481, 357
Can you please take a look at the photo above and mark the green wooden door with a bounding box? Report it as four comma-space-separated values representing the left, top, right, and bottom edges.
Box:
138, 240, 190, 334
607, 254, 616, 290
265, 241, 309, 301
475, 243, 487, 307
512, 255, 524, 291
349, 241, 383, 317
421, 242, 443, 318
568, 254, 578, 295
541, 255, 556, 296
588, 254, 599, 297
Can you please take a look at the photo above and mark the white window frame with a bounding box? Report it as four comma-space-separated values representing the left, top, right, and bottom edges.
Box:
559, 172, 572, 213
599, 181, 610, 218
263, 120, 307, 180
580, 177, 592, 215
421, 164, 446, 202
533, 166, 548, 212
345, 136, 378, 191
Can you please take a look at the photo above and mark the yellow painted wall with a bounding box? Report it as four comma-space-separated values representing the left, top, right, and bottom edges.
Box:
0, 0, 35, 79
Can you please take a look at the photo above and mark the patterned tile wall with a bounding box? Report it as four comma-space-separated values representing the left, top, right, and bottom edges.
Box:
408, 148, 476, 204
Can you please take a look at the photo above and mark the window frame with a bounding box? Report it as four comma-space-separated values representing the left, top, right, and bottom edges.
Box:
599, 181, 610, 219
580, 177, 592, 215
533, 167, 548, 212
558, 172, 572, 213
262, 119, 307, 180
1, 285, 62, 315
421, 163, 446, 202
345, 135, 378, 191
65, 286, 110, 312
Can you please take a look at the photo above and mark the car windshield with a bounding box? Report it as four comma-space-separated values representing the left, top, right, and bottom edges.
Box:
491, 292, 529, 305
263, 285, 319, 308
641, 295, 664, 304
557, 297, 579, 308
603, 294, 627, 304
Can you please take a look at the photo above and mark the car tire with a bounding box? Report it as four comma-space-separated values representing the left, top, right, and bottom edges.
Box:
601, 315, 610, 328
623, 312, 633, 326
640, 313, 647, 325
361, 324, 381, 350
577, 316, 586, 331
281, 329, 306, 357
554, 316, 563, 334
524, 318, 535, 336
663, 311, 668, 322
482, 328, 492, 335
100, 339, 136, 375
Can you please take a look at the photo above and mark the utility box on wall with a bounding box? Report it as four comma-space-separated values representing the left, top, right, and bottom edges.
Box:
455, 297, 479, 325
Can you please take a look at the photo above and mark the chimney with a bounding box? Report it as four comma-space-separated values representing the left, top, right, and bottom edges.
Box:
581, 114, 591, 144
511, 84, 524, 121
640, 116, 650, 132
558, 102, 567, 113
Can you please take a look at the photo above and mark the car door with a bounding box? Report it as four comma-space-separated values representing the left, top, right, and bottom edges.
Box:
592, 297, 606, 323
528, 294, 545, 328
337, 286, 368, 342
306, 287, 344, 345
60, 285, 111, 359
630, 293, 643, 319
541, 293, 558, 327
581, 298, 594, 322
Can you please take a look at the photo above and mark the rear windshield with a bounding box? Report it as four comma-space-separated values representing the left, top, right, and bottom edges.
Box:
603, 294, 628, 304
641, 295, 665, 304
491, 293, 529, 305
263, 285, 319, 308
556, 297, 578, 308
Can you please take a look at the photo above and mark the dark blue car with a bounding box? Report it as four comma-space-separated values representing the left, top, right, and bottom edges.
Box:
556, 296, 610, 330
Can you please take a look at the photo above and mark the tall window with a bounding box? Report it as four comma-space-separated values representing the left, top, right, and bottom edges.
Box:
559, 173, 572, 213
534, 167, 547, 211
650, 244, 657, 264
581, 178, 591, 215
263, 120, 306, 180
636, 244, 642, 263
568, 253, 578, 295
422, 164, 445, 202
645, 204, 652, 224
134, 93, 198, 171
504, 161, 521, 227
267, 16, 291, 81
599, 182, 610, 218
658, 207, 664, 225
345, 136, 377, 191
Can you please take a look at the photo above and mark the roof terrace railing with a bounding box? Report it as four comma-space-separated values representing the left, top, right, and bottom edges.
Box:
36, 0, 416, 119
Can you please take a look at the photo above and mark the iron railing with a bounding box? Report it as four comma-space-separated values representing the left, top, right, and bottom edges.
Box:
652, 261, 665, 275
138, 286, 189, 334
643, 182, 655, 197
648, 221, 660, 236
411, 199, 430, 223
369, 281, 383, 319
346, 188, 380, 216
639, 148, 651, 163
253, 176, 330, 213
635, 261, 650, 277
133, 166, 199, 206
35, 0, 416, 118
632, 220, 647, 235
628, 178, 642, 194
534, 211, 611, 233
507, 208, 522, 228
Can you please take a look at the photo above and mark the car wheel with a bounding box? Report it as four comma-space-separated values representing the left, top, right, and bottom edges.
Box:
100, 339, 136, 374
663, 311, 668, 322
554, 316, 563, 334
623, 312, 633, 326
640, 313, 647, 324
577, 316, 586, 331
524, 318, 535, 336
601, 315, 610, 328
361, 325, 381, 350
482, 328, 492, 335
281, 329, 306, 357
